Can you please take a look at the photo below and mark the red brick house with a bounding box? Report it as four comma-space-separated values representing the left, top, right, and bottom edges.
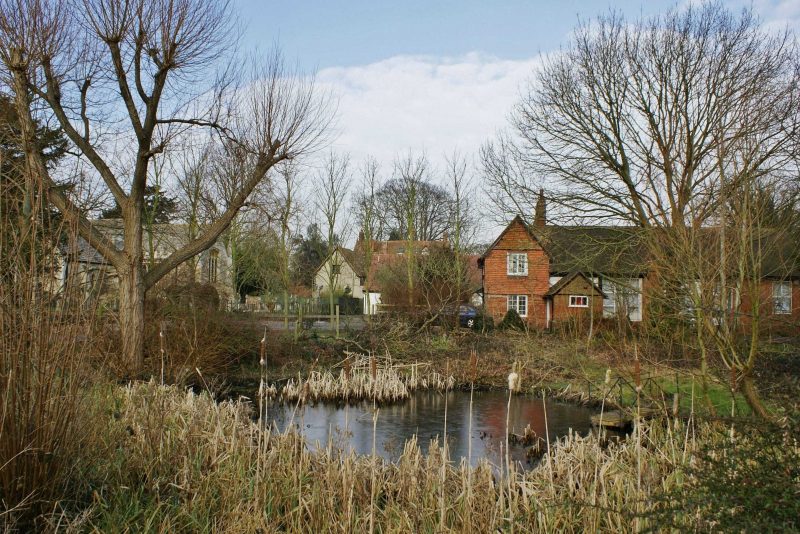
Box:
480, 197, 800, 330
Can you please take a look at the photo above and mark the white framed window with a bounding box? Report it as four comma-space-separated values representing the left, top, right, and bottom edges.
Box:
507, 252, 528, 276
773, 281, 792, 315
569, 295, 589, 308
507, 294, 528, 317
602, 278, 643, 322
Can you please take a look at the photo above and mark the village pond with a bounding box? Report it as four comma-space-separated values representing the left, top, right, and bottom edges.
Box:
262, 389, 598, 469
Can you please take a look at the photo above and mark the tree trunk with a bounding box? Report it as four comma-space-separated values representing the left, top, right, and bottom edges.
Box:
329, 288, 335, 329
120, 205, 146, 374
119, 264, 146, 375
740, 374, 772, 421
283, 289, 289, 330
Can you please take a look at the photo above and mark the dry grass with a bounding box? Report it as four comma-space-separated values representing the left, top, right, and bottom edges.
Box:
0, 214, 97, 530
32, 380, 755, 533
281, 351, 455, 403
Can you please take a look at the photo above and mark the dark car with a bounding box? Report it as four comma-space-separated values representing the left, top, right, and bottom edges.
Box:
438, 304, 480, 328
458, 305, 479, 328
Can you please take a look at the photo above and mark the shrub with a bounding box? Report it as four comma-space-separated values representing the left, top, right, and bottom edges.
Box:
472, 312, 495, 332
647, 419, 800, 532
139, 283, 260, 385
498, 309, 525, 331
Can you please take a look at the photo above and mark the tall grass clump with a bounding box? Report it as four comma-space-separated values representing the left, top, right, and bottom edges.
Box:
0, 209, 93, 528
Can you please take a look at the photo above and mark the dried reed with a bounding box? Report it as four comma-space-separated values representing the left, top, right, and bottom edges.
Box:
62, 381, 753, 533
281, 352, 455, 404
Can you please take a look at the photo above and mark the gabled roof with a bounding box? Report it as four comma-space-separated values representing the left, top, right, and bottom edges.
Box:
479, 215, 545, 260
481, 216, 647, 275
545, 271, 606, 298
312, 246, 365, 279
338, 247, 367, 277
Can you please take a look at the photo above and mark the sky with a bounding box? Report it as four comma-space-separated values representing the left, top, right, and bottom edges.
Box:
235, 0, 800, 239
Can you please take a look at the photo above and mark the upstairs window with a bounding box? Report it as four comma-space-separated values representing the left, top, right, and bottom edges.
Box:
569, 295, 589, 308
773, 281, 792, 315
507, 294, 528, 317
207, 249, 219, 283
331, 263, 341, 276
507, 252, 528, 276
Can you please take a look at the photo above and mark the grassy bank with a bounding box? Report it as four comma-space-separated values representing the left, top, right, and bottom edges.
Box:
8, 381, 797, 532
226, 322, 791, 418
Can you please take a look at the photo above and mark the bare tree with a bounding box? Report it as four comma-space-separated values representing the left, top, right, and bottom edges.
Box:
355, 156, 382, 316
314, 151, 352, 325
0, 0, 332, 371
484, 5, 799, 228
173, 137, 215, 283
444, 150, 475, 326
274, 162, 302, 329
482, 4, 800, 418
375, 153, 454, 241
394, 152, 426, 308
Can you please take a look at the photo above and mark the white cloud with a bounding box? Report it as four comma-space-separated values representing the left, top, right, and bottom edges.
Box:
753, 0, 800, 33
316, 52, 542, 171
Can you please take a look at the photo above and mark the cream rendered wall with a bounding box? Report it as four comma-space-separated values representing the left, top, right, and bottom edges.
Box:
314, 249, 365, 299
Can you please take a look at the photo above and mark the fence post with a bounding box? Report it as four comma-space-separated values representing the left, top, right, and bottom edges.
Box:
335, 304, 340, 339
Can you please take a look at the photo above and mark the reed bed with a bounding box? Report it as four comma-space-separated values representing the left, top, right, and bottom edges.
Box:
280, 351, 455, 403
43, 380, 762, 533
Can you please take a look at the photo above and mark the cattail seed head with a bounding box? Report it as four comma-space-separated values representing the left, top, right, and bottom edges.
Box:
508, 372, 520, 393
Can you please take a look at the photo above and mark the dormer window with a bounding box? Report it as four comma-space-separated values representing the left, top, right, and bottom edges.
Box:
507, 252, 528, 276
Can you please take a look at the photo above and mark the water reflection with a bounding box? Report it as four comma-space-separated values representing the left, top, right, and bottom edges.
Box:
266, 390, 594, 468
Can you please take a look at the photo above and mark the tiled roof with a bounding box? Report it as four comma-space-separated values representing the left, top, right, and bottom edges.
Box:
533, 225, 648, 276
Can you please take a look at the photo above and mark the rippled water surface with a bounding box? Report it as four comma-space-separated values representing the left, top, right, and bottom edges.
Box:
263, 390, 595, 468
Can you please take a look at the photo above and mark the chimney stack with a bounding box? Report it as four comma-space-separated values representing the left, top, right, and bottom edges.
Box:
534, 188, 546, 228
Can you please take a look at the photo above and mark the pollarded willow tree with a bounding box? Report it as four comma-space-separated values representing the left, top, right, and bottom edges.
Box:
482, 4, 800, 418
0, 0, 333, 372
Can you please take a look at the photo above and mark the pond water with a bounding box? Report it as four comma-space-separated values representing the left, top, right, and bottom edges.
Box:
263, 390, 596, 468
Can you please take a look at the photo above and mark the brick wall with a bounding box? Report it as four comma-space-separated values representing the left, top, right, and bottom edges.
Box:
739, 279, 800, 333
482, 218, 550, 327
